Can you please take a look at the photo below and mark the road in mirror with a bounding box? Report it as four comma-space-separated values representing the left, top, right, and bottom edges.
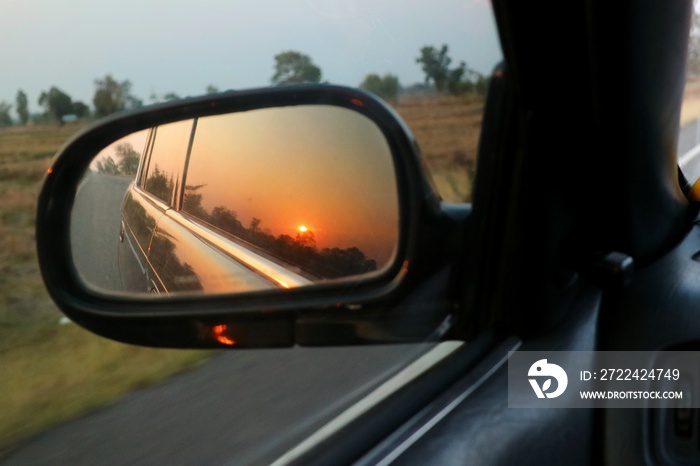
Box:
70, 105, 400, 296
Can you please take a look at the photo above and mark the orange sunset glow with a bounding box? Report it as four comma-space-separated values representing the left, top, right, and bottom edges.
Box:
182, 105, 400, 267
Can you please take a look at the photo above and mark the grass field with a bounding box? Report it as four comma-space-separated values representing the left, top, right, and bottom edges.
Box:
395, 94, 483, 203
1, 85, 699, 453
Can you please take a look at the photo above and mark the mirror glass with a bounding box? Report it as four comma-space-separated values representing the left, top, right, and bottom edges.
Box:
70, 105, 400, 296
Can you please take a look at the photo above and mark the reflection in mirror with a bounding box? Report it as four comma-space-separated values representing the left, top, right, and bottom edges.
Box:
70, 105, 400, 297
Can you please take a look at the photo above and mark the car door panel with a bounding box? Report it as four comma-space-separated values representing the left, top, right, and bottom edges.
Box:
118, 187, 169, 293
358, 281, 600, 465
149, 211, 279, 294
602, 223, 700, 465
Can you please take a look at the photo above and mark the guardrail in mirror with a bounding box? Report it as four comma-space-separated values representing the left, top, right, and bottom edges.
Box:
70, 105, 400, 296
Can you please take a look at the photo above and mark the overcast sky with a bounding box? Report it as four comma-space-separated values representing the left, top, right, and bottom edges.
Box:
2, 0, 502, 114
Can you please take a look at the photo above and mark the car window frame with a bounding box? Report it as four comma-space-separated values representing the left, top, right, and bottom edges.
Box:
139, 120, 194, 208
135, 127, 156, 189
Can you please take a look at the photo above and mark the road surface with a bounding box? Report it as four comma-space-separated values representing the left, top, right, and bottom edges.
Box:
71, 172, 133, 292
679, 119, 700, 184
0, 344, 436, 465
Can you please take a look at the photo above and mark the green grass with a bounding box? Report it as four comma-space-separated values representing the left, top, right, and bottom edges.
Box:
0, 123, 213, 452
0, 324, 209, 451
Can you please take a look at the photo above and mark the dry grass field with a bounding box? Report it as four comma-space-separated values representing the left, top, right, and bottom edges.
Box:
396, 94, 483, 203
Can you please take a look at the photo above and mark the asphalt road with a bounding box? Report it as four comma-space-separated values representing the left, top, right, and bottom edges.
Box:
0, 344, 435, 465
679, 119, 700, 185
71, 171, 133, 292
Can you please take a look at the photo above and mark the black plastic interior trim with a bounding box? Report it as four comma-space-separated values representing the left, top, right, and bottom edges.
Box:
279, 334, 497, 466
354, 338, 521, 466
382, 280, 601, 466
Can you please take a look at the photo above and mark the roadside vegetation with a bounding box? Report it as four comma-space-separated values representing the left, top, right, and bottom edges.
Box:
397, 94, 483, 202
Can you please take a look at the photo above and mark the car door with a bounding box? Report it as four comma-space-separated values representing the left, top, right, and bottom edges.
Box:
119, 120, 193, 293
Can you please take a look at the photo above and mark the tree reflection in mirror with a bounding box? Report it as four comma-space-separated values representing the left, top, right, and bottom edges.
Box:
70, 105, 400, 296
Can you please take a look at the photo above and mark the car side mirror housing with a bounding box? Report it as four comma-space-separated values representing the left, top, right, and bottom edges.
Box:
37, 85, 465, 348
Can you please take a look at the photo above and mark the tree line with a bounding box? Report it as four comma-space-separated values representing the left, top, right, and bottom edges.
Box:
0, 77, 221, 128
0, 43, 488, 127
182, 183, 378, 280
272, 44, 490, 102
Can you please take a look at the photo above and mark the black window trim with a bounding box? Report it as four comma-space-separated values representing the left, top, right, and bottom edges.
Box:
140, 120, 195, 208
176, 117, 199, 212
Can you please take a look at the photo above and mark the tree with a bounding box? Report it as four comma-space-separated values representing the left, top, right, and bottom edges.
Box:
93, 75, 141, 117
15, 90, 29, 125
210, 206, 243, 235
72, 101, 90, 119
249, 217, 261, 233
148, 91, 181, 103
690, 1, 700, 77
416, 44, 452, 92
94, 143, 140, 176
445, 61, 482, 95
474, 75, 489, 97
360, 73, 400, 102
0, 102, 12, 127
115, 143, 140, 175
183, 184, 209, 219
447, 62, 468, 95
294, 229, 316, 249
271, 51, 322, 84
206, 85, 219, 94
95, 156, 120, 175
416, 45, 486, 96
38, 87, 74, 124
145, 165, 173, 201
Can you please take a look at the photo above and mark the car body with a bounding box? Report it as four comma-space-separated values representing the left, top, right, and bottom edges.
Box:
30, 1, 700, 465
116, 120, 285, 295
116, 109, 397, 295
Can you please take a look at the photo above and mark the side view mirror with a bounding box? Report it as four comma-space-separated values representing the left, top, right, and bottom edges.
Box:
37, 85, 466, 348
